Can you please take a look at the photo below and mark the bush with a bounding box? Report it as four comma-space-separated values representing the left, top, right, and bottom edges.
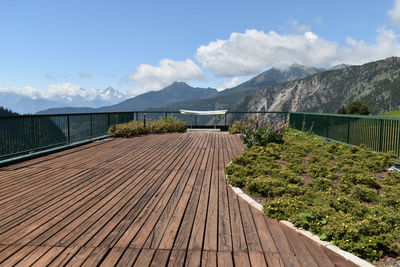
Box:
226, 128, 400, 262
228, 120, 253, 134
108, 117, 186, 137
240, 120, 286, 147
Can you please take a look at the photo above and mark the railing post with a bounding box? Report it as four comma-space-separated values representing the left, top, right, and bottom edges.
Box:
143, 114, 146, 128
164, 112, 167, 119
346, 117, 351, 144
224, 114, 227, 126
284, 112, 287, 125
90, 114, 93, 139
379, 119, 384, 152
67, 115, 71, 144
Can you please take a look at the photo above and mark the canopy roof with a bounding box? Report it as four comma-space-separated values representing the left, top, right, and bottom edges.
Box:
179, 109, 228, 115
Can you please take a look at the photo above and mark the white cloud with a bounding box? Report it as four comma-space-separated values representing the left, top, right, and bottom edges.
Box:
79, 72, 92, 79
195, 28, 400, 77
195, 29, 339, 77
128, 59, 204, 95
0, 86, 41, 99
388, 0, 400, 27
289, 20, 311, 33
217, 77, 242, 91
338, 27, 400, 65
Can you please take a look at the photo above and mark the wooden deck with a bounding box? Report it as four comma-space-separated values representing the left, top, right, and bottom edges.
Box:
0, 132, 358, 266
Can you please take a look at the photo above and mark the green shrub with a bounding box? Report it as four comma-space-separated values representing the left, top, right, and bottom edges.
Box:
228, 120, 253, 134
108, 117, 186, 137
108, 121, 146, 137
226, 128, 399, 262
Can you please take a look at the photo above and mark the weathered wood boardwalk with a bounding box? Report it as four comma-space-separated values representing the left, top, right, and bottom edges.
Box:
0, 133, 358, 266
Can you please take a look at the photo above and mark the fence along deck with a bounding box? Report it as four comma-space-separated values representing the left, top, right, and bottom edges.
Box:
0, 133, 357, 266
290, 112, 400, 155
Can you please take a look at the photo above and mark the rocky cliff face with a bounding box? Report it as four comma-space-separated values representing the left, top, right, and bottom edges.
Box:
245, 57, 400, 114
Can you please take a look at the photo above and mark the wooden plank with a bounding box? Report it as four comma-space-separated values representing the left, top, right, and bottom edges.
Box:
264, 252, 285, 267
81, 247, 109, 266
248, 251, 268, 267
280, 224, 319, 267
14, 245, 51, 266
237, 197, 263, 252
233, 251, 251, 267
323, 247, 359, 267
116, 248, 140, 266
98, 247, 125, 267
203, 170, 218, 251
31, 246, 65, 267
133, 248, 155, 267
167, 250, 186, 267
66, 247, 94, 266
299, 234, 335, 267
227, 188, 247, 251
0, 245, 36, 265
185, 250, 201, 267
249, 205, 279, 253
265, 217, 301, 267
201, 250, 217, 267
150, 249, 170, 267
218, 169, 232, 251
217, 251, 233, 267
47, 247, 80, 267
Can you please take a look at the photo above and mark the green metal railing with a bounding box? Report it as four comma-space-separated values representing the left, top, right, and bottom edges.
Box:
0, 111, 288, 161
290, 112, 400, 155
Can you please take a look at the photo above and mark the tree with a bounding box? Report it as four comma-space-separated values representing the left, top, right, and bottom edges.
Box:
337, 100, 371, 115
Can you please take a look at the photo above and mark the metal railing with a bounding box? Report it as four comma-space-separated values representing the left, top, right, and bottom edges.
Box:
2, 110, 400, 161
0, 111, 288, 161
290, 112, 400, 155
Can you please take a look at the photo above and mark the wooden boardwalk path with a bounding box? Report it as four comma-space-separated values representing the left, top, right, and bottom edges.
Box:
0, 132, 358, 266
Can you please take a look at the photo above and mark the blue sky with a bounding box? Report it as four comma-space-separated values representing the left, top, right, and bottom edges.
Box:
1, 0, 400, 97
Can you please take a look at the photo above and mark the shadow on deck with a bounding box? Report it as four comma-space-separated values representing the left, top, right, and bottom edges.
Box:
0, 133, 358, 266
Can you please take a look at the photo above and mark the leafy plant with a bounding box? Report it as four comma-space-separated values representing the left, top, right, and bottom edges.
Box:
226, 128, 400, 262
108, 116, 186, 137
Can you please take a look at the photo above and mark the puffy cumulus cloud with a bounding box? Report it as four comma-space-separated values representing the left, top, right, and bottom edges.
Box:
0, 86, 41, 99
217, 77, 242, 91
196, 28, 400, 77
339, 27, 400, 65
388, 0, 400, 27
128, 59, 204, 94
45, 82, 101, 100
195, 29, 339, 77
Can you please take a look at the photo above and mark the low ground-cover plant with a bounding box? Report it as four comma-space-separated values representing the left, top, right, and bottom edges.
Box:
226, 128, 400, 262
108, 117, 186, 137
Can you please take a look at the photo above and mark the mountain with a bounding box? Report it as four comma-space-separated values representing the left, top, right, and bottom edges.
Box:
39, 82, 218, 114
159, 64, 323, 111
0, 92, 61, 114
242, 57, 400, 114
0, 87, 126, 114
98, 82, 218, 112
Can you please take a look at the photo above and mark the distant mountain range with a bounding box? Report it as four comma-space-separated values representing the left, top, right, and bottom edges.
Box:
0, 87, 126, 114
242, 57, 400, 114
157, 64, 324, 111
37, 82, 218, 114
2, 58, 399, 116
